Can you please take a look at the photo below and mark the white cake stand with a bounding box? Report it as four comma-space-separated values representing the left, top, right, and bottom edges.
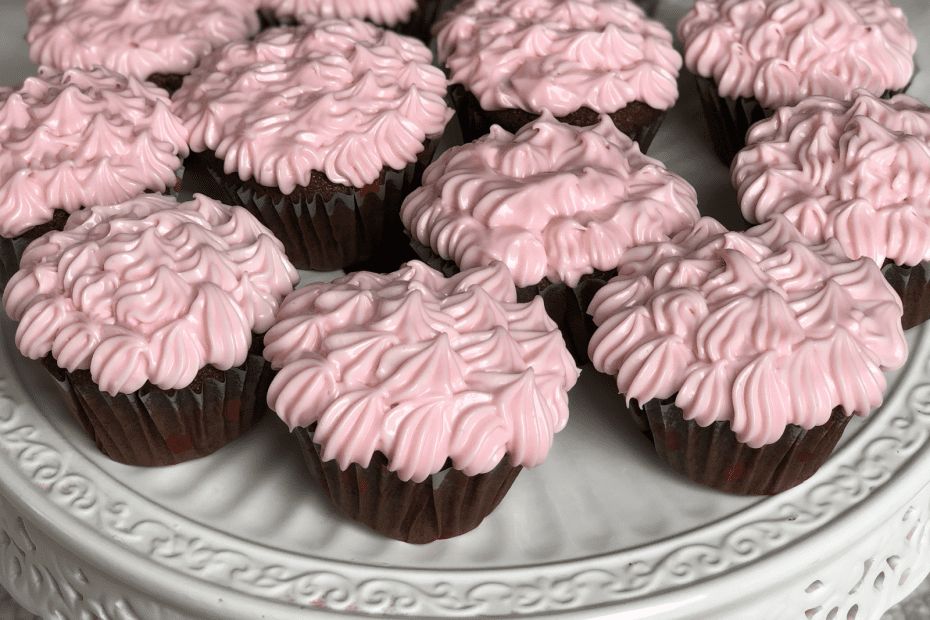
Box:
1, 0, 930, 618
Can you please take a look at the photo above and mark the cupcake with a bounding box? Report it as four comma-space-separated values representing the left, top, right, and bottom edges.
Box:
2, 193, 299, 466
263, 260, 579, 543
434, 0, 682, 152
732, 89, 930, 330
254, 0, 444, 43
0, 66, 190, 290
400, 113, 701, 361
24, 0, 261, 93
171, 19, 454, 272
677, 0, 917, 166
587, 215, 907, 495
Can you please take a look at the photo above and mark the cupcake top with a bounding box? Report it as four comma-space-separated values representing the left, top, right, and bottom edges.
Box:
171, 20, 453, 192
733, 89, 930, 267
587, 215, 907, 448
263, 260, 579, 482
677, 0, 916, 110
3, 193, 299, 396
0, 66, 190, 238
434, 0, 682, 115
400, 113, 701, 288
258, 0, 417, 27
25, 0, 261, 81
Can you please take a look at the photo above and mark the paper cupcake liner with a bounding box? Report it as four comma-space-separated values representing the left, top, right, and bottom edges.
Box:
695, 72, 917, 167
43, 338, 273, 467
295, 426, 522, 544
202, 151, 412, 271
883, 261, 930, 330
631, 396, 851, 495
449, 85, 667, 152
408, 238, 612, 363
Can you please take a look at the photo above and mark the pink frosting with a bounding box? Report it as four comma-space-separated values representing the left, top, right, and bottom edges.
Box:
25, 0, 260, 80
434, 0, 682, 115
677, 0, 916, 110
733, 89, 930, 267
171, 20, 453, 192
259, 0, 418, 27
587, 215, 906, 448
263, 260, 579, 482
400, 113, 700, 288
0, 66, 190, 238
3, 194, 299, 396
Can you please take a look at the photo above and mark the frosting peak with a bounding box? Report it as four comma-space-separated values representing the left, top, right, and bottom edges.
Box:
733, 89, 930, 266
677, 0, 916, 109
588, 215, 906, 448
263, 261, 579, 482
401, 113, 700, 287
435, 0, 682, 114
0, 66, 190, 238
3, 194, 299, 395
172, 20, 453, 191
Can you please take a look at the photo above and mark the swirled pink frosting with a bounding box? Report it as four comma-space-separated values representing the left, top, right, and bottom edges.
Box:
588, 215, 906, 448
733, 89, 930, 267
260, 0, 417, 27
0, 66, 190, 238
172, 20, 453, 192
3, 193, 299, 396
25, 0, 260, 80
400, 113, 700, 288
434, 0, 682, 115
677, 0, 916, 110
263, 260, 579, 482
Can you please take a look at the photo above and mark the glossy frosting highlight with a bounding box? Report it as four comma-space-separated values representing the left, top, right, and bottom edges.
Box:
734, 89, 930, 267
677, 0, 916, 110
172, 20, 453, 192
263, 261, 579, 482
3, 194, 299, 395
25, 0, 261, 80
0, 66, 190, 238
400, 114, 700, 287
435, 0, 682, 115
260, 0, 418, 27
588, 215, 907, 448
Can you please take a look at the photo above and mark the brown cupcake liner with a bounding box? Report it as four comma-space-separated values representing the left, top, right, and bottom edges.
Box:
882, 260, 930, 330
408, 237, 612, 364
695, 72, 917, 167
201, 150, 414, 272
631, 396, 851, 495
449, 84, 667, 152
295, 426, 522, 543
41, 336, 274, 467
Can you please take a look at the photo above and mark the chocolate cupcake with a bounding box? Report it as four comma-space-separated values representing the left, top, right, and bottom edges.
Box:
400, 112, 700, 362
434, 0, 682, 152
172, 19, 454, 272
2, 193, 299, 466
732, 89, 930, 330
25, 0, 260, 93
0, 66, 189, 290
587, 215, 907, 495
263, 260, 579, 543
677, 0, 917, 166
